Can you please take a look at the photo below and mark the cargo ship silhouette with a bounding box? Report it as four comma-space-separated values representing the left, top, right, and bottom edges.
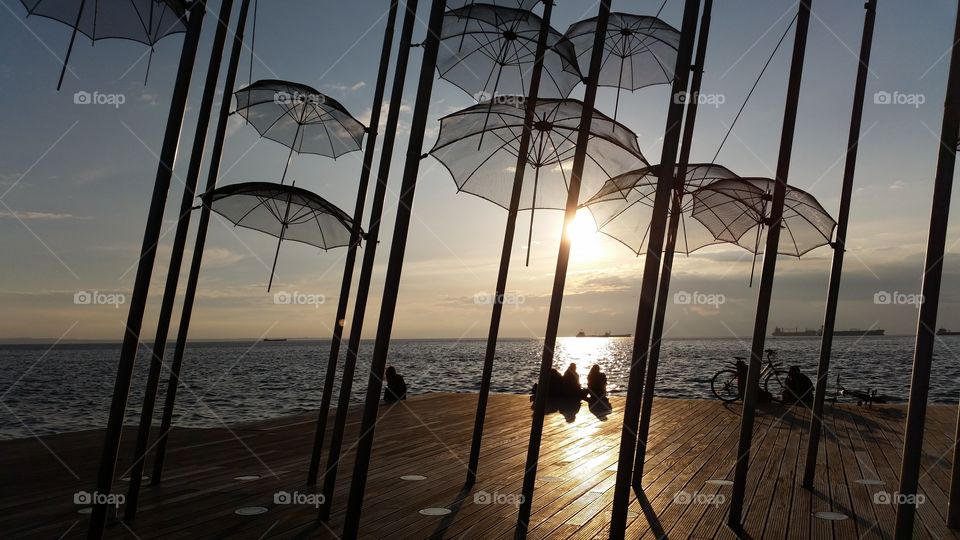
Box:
575, 330, 632, 338
772, 326, 884, 337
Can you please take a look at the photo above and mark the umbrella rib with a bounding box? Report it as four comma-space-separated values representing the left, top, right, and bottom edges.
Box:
311, 106, 364, 149
460, 131, 526, 189
233, 195, 277, 225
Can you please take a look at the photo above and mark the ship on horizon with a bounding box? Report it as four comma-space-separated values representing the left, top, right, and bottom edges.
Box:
937, 328, 960, 335
575, 330, 632, 338
772, 326, 884, 337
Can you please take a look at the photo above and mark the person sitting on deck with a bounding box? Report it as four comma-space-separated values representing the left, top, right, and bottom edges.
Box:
384, 366, 407, 402
530, 368, 565, 401
782, 365, 813, 406
562, 363, 586, 401
587, 365, 607, 400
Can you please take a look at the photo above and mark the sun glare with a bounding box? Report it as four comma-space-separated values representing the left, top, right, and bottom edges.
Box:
567, 209, 600, 254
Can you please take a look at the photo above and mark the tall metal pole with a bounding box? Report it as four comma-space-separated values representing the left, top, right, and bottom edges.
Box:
151, 0, 253, 483
122, 0, 236, 519
316, 0, 420, 520
339, 1, 445, 536
728, 0, 811, 529
631, 0, 713, 485
802, 0, 876, 490
305, 0, 400, 487
515, 3, 613, 537
609, 0, 701, 536
87, 2, 207, 537
895, 3, 960, 536
466, 0, 553, 487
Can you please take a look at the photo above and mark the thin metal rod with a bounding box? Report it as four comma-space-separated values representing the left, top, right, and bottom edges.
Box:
339, 1, 446, 536
86, 3, 206, 537
728, 0, 811, 529
279, 136, 296, 184
609, 0, 701, 536
316, 0, 420, 521
267, 185, 295, 292
896, 3, 960, 536
122, 0, 236, 520
58, 0, 86, 91
802, 0, 876, 490
525, 166, 539, 267
516, 2, 612, 537
305, 0, 400, 487
150, 0, 253, 484
466, 0, 553, 487
631, 0, 713, 486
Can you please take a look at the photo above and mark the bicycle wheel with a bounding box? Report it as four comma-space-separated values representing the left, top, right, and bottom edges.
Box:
763, 369, 789, 399
711, 369, 741, 402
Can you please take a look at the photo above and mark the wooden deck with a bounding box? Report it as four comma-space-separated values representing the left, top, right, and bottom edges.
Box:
2, 393, 958, 539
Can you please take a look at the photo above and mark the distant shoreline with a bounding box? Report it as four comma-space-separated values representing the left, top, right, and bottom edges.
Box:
0, 334, 919, 346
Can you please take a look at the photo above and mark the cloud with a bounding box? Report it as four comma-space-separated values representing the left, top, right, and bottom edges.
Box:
889, 180, 908, 190
325, 81, 367, 93
0, 210, 87, 220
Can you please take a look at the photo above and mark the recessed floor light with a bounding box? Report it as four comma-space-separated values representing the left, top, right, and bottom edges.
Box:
401, 475, 427, 481
706, 479, 733, 486
813, 511, 848, 521
120, 476, 148, 482
234, 475, 261, 481
419, 507, 452, 516
235, 506, 268, 516
855, 478, 884, 486
77, 507, 92, 514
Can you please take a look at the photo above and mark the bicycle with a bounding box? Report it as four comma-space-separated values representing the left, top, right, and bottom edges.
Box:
711, 349, 789, 402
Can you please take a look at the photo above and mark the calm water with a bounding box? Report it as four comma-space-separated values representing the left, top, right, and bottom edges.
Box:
1, 336, 957, 440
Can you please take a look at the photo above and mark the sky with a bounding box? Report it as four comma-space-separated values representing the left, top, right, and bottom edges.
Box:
2, 0, 960, 342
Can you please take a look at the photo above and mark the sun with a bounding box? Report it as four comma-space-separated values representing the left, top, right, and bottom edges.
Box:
566, 209, 601, 256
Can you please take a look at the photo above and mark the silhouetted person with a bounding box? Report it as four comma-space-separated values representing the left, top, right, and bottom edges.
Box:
562, 363, 585, 401
384, 366, 407, 402
782, 365, 813, 406
530, 368, 565, 401
587, 365, 607, 400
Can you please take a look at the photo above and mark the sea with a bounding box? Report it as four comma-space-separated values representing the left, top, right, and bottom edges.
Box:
1, 335, 957, 440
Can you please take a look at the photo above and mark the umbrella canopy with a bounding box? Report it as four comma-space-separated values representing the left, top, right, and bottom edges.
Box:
233, 79, 366, 181
430, 97, 645, 264
438, 4, 582, 101
206, 181, 358, 290
565, 13, 680, 120
582, 163, 741, 255
691, 177, 836, 257
21, 0, 188, 88
430, 97, 646, 211
445, 0, 540, 9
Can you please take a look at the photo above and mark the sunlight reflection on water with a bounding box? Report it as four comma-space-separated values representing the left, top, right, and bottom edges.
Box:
1, 335, 956, 438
